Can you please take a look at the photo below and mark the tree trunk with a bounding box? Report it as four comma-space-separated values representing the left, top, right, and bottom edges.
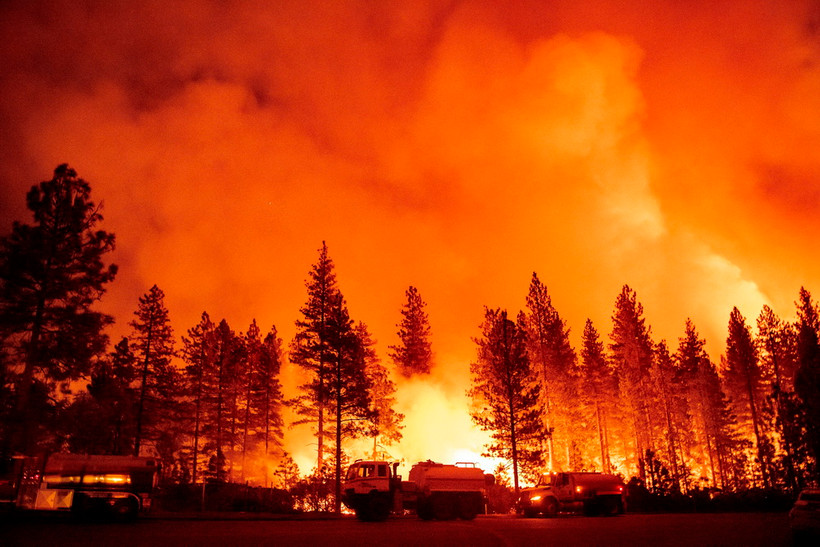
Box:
595, 400, 607, 473
334, 354, 343, 514
134, 325, 153, 457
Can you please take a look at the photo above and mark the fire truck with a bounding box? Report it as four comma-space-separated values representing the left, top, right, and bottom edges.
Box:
342, 460, 490, 522
10, 453, 159, 519
516, 471, 625, 517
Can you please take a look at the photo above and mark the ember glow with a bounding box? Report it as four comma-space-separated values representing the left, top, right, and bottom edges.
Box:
2, 1, 820, 480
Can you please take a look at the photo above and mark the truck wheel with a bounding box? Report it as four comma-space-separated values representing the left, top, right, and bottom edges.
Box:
582, 501, 597, 516
417, 499, 434, 521
368, 494, 391, 522
112, 498, 139, 522
543, 498, 558, 518
457, 495, 479, 520
355, 506, 372, 521
602, 498, 620, 516
432, 494, 456, 520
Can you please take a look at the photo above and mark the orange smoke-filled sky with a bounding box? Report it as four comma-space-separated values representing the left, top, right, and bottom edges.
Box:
2, 0, 820, 473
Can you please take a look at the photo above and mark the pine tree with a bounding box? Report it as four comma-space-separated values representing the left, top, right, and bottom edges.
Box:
62, 337, 138, 455
130, 285, 177, 457
205, 319, 240, 482
794, 287, 820, 481
255, 325, 284, 456
326, 297, 372, 513
292, 243, 371, 512
389, 286, 433, 377
651, 340, 689, 492
93, 337, 138, 455
291, 242, 340, 472
756, 305, 806, 490
521, 272, 577, 472
469, 308, 542, 494
723, 307, 770, 487
236, 320, 285, 481
238, 320, 261, 481
579, 319, 616, 473
676, 319, 742, 489
609, 285, 656, 479
357, 322, 403, 459
181, 311, 215, 484
0, 165, 117, 452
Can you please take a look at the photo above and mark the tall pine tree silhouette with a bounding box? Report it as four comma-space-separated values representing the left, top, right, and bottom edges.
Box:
469, 308, 542, 494
130, 284, 176, 457
389, 286, 433, 377
0, 165, 117, 452
291, 242, 340, 473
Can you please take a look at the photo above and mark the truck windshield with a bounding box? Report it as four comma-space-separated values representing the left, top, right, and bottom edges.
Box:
348, 464, 378, 479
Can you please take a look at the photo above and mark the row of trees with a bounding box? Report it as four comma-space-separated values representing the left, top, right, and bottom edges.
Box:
470, 274, 820, 495
0, 166, 428, 504
3, 165, 820, 512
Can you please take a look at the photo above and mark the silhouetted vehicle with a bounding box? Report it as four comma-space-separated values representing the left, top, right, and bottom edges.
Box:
14, 453, 159, 520
342, 460, 490, 522
517, 472, 625, 517
790, 488, 820, 542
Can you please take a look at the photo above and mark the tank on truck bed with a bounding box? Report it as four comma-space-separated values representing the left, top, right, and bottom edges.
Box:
409, 461, 486, 520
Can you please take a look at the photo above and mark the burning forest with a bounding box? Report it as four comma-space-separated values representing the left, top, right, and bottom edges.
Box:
2, 0, 820, 514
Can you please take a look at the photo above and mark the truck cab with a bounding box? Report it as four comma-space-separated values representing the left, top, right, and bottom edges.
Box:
342, 460, 401, 521
344, 461, 394, 495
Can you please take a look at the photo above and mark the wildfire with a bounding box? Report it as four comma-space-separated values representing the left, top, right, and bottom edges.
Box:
1, 0, 819, 499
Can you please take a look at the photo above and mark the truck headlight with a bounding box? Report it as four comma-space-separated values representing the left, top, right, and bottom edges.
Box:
530, 495, 542, 502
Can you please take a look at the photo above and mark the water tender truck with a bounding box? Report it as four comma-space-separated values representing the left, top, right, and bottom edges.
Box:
342, 459, 490, 521
517, 471, 625, 517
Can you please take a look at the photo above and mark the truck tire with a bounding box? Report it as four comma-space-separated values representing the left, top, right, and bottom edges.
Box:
368, 494, 391, 522
543, 498, 559, 517
112, 498, 139, 522
583, 500, 600, 516
416, 499, 434, 521
355, 504, 373, 521
602, 497, 621, 516
457, 494, 479, 520
432, 494, 456, 520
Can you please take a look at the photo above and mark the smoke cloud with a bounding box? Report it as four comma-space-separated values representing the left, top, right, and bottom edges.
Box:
2, 0, 819, 473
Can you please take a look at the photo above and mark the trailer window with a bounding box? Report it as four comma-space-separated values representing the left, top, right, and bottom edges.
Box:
378, 465, 387, 477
